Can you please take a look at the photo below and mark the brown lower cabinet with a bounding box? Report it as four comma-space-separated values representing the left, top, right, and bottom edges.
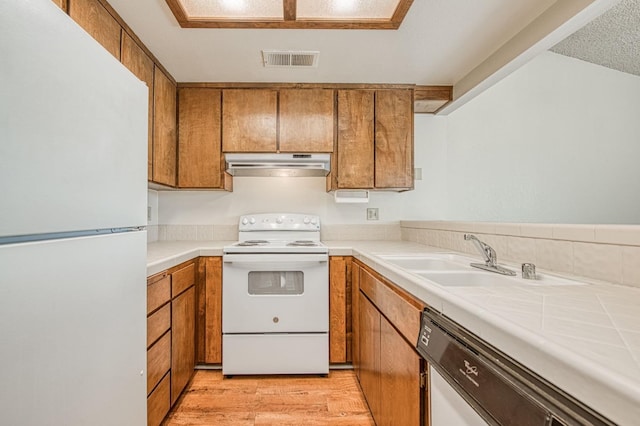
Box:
329, 256, 352, 364
146, 259, 197, 426
196, 257, 223, 364
171, 286, 195, 405
147, 373, 170, 426
354, 261, 427, 426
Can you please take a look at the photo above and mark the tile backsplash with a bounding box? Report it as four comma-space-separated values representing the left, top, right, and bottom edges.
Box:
155, 225, 238, 242
153, 223, 402, 242
400, 221, 640, 288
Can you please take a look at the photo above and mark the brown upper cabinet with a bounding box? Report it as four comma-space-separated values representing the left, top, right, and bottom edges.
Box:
335, 90, 375, 189
69, 0, 121, 59
178, 88, 230, 189
222, 89, 278, 152
121, 32, 154, 181
375, 89, 414, 189
330, 89, 413, 191
152, 68, 177, 187
220, 88, 335, 154
279, 89, 335, 153
66, 0, 179, 187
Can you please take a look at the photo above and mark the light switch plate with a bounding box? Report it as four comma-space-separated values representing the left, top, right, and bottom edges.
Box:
415, 167, 423, 180
367, 208, 379, 221
147, 206, 152, 222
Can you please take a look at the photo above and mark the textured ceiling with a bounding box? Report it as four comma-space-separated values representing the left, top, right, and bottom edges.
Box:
551, 0, 640, 76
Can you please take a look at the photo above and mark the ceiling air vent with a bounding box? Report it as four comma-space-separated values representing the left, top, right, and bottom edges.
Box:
262, 50, 320, 68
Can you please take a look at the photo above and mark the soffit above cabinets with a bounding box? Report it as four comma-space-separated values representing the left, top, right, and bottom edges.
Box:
165, 0, 414, 29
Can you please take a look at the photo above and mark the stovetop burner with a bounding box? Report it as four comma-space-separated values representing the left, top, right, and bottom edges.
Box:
235, 240, 269, 246
287, 240, 318, 247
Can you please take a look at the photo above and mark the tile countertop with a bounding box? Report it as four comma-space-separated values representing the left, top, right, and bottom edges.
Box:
146, 241, 234, 276
148, 240, 640, 425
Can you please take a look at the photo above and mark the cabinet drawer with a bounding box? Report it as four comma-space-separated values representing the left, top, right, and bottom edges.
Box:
147, 331, 171, 394
172, 262, 195, 296
147, 274, 171, 315
147, 372, 170, 426
360, 268, 423, 344
147, 303, 170, 348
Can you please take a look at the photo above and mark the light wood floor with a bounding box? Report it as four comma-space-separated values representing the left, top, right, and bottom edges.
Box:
163, 370, 376, 426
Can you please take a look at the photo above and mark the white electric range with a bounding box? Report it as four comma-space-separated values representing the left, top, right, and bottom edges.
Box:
222, 213, 329, 375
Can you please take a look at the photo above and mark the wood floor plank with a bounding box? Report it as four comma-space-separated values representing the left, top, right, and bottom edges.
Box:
163, 370, 375, 426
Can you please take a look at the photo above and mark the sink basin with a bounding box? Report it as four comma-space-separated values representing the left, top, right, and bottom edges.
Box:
416, 271, 588, 287
417, 271, 518, 287
378, 254, 471, 271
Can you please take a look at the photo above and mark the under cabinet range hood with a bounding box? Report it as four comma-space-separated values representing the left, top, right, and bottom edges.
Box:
225, 153, 331, 177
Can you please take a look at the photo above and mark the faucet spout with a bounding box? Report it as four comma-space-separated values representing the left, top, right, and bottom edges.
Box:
463, 234, 516, 276
463, 234, 496, 266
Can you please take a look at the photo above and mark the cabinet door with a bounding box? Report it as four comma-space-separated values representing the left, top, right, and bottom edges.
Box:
147, 331, 171, 395
121, 32, 154, 181
152, 68, 177, 186
351, 262, 361, 378
222, 89, 277, 152
380, 316, 422, 426
279, 89, 334, 153
178, 88, 224, 188
196, 257, 222, 364
375, 89, 413, 189
329, 256, 348, 363
336, 90, 374, 188
359, 293, 381, 422
171, 286, 195, 405
69, 0, 121, 59
147, 373, 170, 426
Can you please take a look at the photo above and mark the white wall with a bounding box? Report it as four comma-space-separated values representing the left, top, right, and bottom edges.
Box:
157, 52, 640, 226
444, 51, 640, 224
157, 115, 448, 225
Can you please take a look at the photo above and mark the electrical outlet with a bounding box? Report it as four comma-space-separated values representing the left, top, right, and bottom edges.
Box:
147, 206, 152, 222
367, 208, 379, 221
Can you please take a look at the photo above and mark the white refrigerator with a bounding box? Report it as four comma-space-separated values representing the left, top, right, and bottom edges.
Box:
1, 0, 148, 424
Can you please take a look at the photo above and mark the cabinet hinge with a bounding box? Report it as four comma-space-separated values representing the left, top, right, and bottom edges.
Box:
420, 371, 428, 389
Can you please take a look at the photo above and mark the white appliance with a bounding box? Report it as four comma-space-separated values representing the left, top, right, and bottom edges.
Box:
430, 366, 489, 426
0, 1, 147, 425
222, 213, 329, 375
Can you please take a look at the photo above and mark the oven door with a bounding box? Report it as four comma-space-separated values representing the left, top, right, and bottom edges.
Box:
222, 253, 328, 333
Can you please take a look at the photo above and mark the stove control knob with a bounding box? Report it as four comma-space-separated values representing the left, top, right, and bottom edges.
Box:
249, 217, 256, 224
303, 217, 310, 224
311, 217, 318, 225
276, 217, 283, 224
241, 217, 249, 225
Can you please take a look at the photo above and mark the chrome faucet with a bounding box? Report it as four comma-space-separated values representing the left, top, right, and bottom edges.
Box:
463, 234, 516, 276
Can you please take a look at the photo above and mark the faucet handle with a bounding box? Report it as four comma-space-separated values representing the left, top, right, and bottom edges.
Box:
522, 263, 537, 280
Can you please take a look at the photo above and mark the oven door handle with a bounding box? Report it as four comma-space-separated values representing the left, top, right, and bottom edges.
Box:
223, 254, 328, 264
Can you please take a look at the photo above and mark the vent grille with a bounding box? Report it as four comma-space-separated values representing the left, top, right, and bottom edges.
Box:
262, 50, 320, 68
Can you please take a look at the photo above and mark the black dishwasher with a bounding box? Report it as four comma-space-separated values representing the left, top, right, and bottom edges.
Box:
416, 308, 615, 426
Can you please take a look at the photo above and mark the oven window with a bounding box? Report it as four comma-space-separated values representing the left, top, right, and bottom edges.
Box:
248, 271, 304, 295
